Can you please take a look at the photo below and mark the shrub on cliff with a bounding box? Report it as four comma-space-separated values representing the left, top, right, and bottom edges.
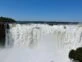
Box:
69, 47, 82, 62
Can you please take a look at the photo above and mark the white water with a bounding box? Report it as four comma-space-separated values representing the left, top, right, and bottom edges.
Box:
1, 24, 82, 62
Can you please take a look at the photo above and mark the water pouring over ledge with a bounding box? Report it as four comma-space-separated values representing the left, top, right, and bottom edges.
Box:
1, 22, 82, 62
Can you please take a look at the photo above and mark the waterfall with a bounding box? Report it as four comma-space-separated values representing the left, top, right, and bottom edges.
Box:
7, 24, 82, 48
5, 23, 82, 62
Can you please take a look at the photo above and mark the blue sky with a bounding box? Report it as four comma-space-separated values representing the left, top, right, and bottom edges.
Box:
0, 0, 82, 21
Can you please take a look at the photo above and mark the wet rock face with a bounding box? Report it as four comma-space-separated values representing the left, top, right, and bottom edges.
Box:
0, 23, 9, 46
69, 47, 82, 62
0, 24, 5, 46
0, 24, 5, 39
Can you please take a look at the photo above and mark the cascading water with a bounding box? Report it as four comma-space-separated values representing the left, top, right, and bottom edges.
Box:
4, 24, 82, 62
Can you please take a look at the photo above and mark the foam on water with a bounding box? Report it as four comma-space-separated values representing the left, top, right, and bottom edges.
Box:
4, 24, 82, 62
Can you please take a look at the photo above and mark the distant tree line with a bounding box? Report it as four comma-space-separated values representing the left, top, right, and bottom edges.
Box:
0, 16, 16, 22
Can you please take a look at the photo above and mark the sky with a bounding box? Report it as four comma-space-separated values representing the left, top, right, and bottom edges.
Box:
0, 0, 82, 22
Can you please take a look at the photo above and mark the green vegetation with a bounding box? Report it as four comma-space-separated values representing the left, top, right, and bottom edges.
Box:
0, 16, 16, 22
69, 47, 82, 62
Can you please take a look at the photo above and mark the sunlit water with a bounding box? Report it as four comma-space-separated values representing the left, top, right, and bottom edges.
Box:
1, 24, 82, 62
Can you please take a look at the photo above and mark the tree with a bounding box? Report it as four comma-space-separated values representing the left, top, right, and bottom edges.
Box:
0, 16, 16, 22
